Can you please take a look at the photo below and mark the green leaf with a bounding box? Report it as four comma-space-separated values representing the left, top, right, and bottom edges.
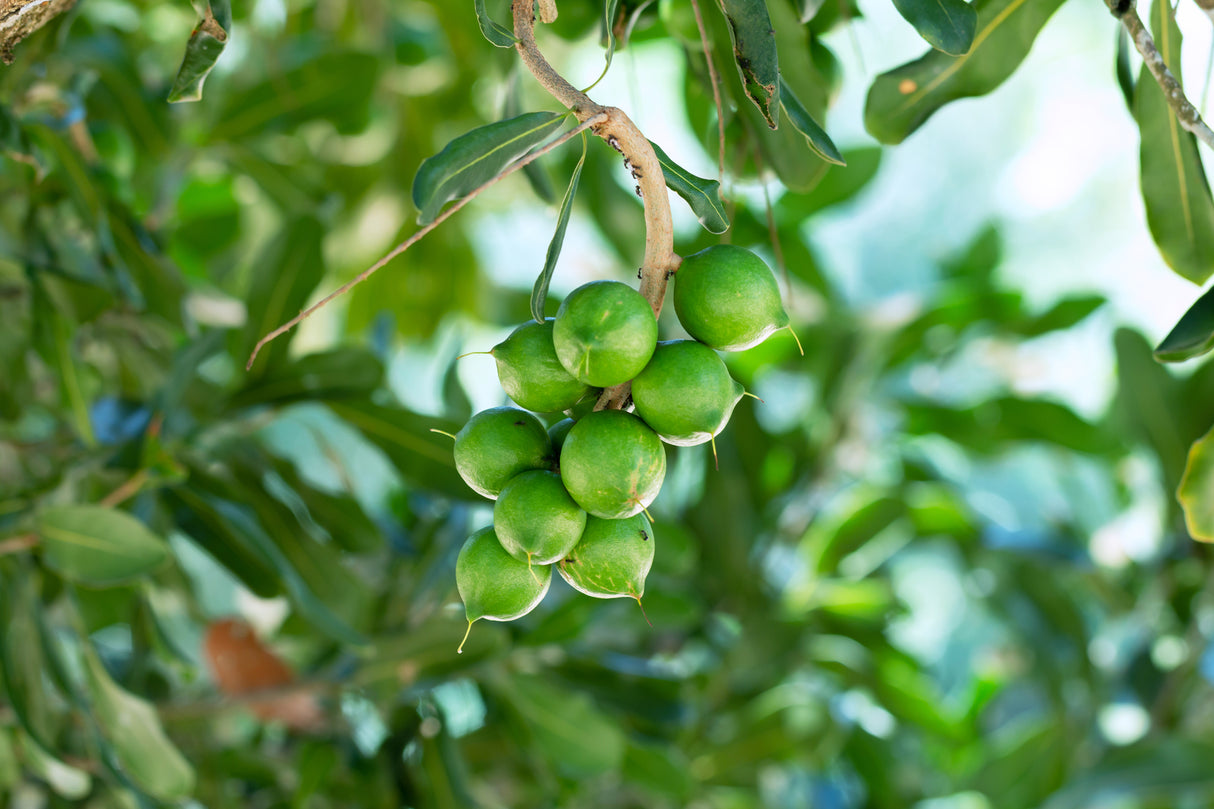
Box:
1015, 294, 1104, 337
474, 0, 518, 46
81, 645, 195, 801
902, 396, 1119, 455
1114, 329, 1191, 499
717, 0, 781, 128
326, 400, 470, 498
1136, 0, 1214, 285
1041, 740, 1214, 809
503, 73, 557, 203
649, 140, 729, 234
779, 76, 845, 165
1116, 27, 1135, 110
1156, 286, 1214, 362
230, 347, 384, 409
1179, 424, 1214, 541
891, 0, 977, 55
602, 0, 623, 76
16, 731, 91, 800
0, 729, 17, 792
241, 217, 326, 373
802, 494, 906, 574
358, 617, 510, 686
0, 569, 59, 750
412, 112, 568, 225
531, 134, 587, 322
622, 740, 693, 799
501, 674, 626, 778
781, 147, 883, 219
37, 506, 169, 587
863, 0, 1066, 144
167, 0, 232, 103
210, 52, 379, 141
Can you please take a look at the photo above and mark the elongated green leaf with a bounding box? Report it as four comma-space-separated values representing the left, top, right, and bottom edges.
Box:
1015, 294, 1104, 337
1116, 27, 1135, 110
503, 73, 557, 203
37, 506, 169, 587
413, 112, 568, 224
1136, 0, 1214, 285
0, 729, 17, 792
81, 645, 195, 801
716, 0, 780, 128
648, 140, 729, 233
210, 52, 378, 140
241, 217, 326, 373
1041, 740, 1214, 809
0, 569, 58, 750
474, 0, 518, 46
502, 674, 626, 778
779, 77, 845, 165
864, 0, 1065, 144
892, 0, 977, 55
17, 731, 91, 800
230, 347, 383, 408
164, 486, 282, 598
902, 396, 1119, 455
623, 740, 693, 799
326, 400, 470, 498
532, 134, 587, 322
803, 495, 906, 574
601, 0, 622, 76
1157, 286, 1214, 362
167, 0, 232, 103
1179, 425, 1214, 541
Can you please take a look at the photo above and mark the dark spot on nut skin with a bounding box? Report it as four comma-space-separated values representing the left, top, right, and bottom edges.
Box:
639, 530, 648, 541
565, 556, 577, 564
514, 420, 527, 426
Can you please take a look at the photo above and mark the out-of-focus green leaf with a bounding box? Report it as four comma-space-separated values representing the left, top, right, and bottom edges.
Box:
802, 494, 906, 574
717, 0, 780, 127
36, 506, 169, 587
17, 730, 92, 800
500, 673, 626, 778
780, 146, 882, 219
474, 0, 518, 46
1156, 285, 1214, 362
241, 217, 326, 373
1136, 0, 1214, 285
415, 715, 480, 809
1179, 425, 1214, 541
0, 728, 17, 792
531, 134, 586, 322
779, 77, 844, 165
292, 742, 339, 806
327, 400, 469, 498
0, 568, 58, 749
503, 73, 557, 203
971, 721, 1068, 806
891, 0, 977, 55
412, 112, 568, 224
650, 140, 729, 233
81, 645, 195, 801
164, 485, 283, 598
1115, 328, 1190, 496
167, 0, 232, 103
903, 396, 1119, 455
230, 347, 383, 408
1041, 740, 1214, 809
864, 0, 1065, 143
623, 739, 693, 799
357, 618, 510, 687
210, 52, 379, 139
1017, 294, 1104, 337
1116, 27, 1135, 110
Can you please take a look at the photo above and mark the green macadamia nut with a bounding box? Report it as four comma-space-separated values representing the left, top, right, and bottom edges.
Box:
492, 318, 594, 412
558, 514, 654, 600
553, 280, 658, 387
493, 470, 587, 565
631, 340, 745, 446
456, 526, 552, 622
673, 245, 790, 351
559, 410, 666, 519
453, 407, 553, 499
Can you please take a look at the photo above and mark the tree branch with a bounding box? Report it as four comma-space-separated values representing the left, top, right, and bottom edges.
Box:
246, 115, 606, 370
0, 0, 76, 65
512, 0, 680, 411
1108, 0, 1214, 150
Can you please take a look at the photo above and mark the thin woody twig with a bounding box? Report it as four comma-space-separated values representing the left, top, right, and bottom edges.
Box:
689, 0, 727, 184
1108, 0, 1214, 151
511, 0, 681, 412
246, 115, 605, 370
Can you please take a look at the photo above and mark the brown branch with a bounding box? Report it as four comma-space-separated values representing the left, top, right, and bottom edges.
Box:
689, 0, 727, 184
246, 115, 605, 370
512, 0, 680, 412
0, 0, 76, 64
1108, 0, 1214, 150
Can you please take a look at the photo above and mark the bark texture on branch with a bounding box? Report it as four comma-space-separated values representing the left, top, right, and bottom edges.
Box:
1, 0, 76, 64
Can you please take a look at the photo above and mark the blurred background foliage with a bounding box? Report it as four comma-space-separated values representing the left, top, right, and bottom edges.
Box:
3, 0, 1214, 807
